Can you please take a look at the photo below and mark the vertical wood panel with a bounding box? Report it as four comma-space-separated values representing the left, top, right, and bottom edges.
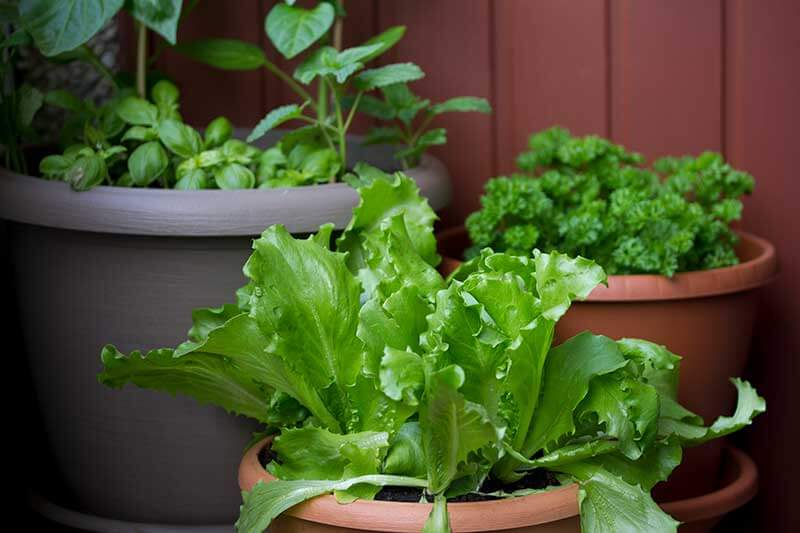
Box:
378, 0, 493, 224
155, 0, 264, 127
725, 1, 800, 530
610, 0, 723, 157
493, 0, 609, 176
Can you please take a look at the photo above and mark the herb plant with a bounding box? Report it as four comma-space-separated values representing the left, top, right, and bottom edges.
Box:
465, 127, 755, 276
99, 166, 764, 533
38, 80, 273, 190
176, 0, 491, 180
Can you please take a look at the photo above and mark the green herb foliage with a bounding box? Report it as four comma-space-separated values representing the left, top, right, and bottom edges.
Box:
465, 127, 755, 276
99, 166, 763, 532
177, 0, 491, 181
38, 80, 279, 190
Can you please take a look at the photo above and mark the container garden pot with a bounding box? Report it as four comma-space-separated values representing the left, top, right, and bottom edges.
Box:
436, 226, 775, 501
0, 133, 451, 529
238, 438, 758, 533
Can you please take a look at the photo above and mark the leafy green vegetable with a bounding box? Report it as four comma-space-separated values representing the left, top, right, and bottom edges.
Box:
100, 169, 764, 533
466, 127, 755, 276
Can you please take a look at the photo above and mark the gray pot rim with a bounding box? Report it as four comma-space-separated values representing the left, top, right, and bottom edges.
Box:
0, 154, 451, 237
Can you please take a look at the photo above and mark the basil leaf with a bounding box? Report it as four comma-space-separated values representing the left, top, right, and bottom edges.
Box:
157, 119, 202, 158
213, 163, 255, 189
66, 155, 107, 191
128, 141, 168, 186
116, 97, 159, 126
174, 168, 207, 190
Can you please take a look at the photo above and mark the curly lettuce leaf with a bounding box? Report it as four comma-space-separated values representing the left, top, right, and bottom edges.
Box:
384, 422, 427, 478
244, 225, 363, 422
576, 372, 660, 460
237, 474, 428, 533
99, 342, 271, 423
337, 170, 439, 273
420, 364, 500, 494
659, 378, 765, 445
557, 462, 679, 533
520, 333, 628, 459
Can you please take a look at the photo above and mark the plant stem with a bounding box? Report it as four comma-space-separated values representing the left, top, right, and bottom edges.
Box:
263, 59, 316, 110
136, 22, 147, 98
343, 91, 362, 133
333, 1, 344, 51
326, 78, 346, 183
81, 45, 118, 89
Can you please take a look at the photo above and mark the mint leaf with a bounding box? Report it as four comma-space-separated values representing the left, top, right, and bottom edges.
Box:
431, 97, 491, 115
175, 39, 267, 70
265, 2, 335, 59
354, 63, 425, 91
247, 103, 306, 143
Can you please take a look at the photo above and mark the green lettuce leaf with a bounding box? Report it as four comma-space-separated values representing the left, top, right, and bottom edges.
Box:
337, 171, 439, 273
237, 474, 428, 533
576, 372, 660, 460
558, 462, 679, 533
659, 378, 765, 445
521, 333, 628, 459
422, 495, 451, 533
245, 225, 363, 408
420, 364, 500, 494
267, 426, 389, 481
384, 422, 427, 478
99, 340, 270, 423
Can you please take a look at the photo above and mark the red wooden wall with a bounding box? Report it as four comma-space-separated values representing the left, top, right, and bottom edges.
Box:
135, 1, 800, 529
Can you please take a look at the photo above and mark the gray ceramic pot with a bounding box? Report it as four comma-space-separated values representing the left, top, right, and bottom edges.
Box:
0, 134, 451, 529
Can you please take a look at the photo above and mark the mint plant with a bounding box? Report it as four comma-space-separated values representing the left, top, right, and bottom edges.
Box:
358, 84, 491, 168
100, 165, 764, 533
177, 0, 491, 180
466, 127, 755, 276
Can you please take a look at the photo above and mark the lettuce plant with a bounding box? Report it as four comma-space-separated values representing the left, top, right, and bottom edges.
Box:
466, 127, 755, 276
99, 167, 763, 533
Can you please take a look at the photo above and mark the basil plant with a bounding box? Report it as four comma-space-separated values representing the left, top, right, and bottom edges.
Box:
100, 166, 764, 532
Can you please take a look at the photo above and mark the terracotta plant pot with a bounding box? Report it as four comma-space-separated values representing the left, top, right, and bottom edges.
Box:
435, 226, 775, 501
238, 438, 757, 533
0, 133, 450, 529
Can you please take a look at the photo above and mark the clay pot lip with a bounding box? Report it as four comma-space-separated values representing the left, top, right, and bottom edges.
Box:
661, 446, 758, 522
436, 226, 776, 302
238, 437, 580, 532
240, 439, 758, 532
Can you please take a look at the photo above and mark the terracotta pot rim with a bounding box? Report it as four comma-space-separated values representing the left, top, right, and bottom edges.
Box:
238, 439, 757, 532
238, 437, 580, 532
661, 446, 758, 523
436, 226, 776, 302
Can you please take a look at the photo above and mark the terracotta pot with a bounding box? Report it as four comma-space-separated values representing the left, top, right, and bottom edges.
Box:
238, 438, 757, 533
435, 226, 775, 500
0, 132, 451, 528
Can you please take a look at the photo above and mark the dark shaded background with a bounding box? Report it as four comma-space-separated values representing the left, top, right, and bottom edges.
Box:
7, 0, 798, 530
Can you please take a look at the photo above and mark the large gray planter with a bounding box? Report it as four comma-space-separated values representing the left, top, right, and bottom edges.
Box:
0, 135, 450, 530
